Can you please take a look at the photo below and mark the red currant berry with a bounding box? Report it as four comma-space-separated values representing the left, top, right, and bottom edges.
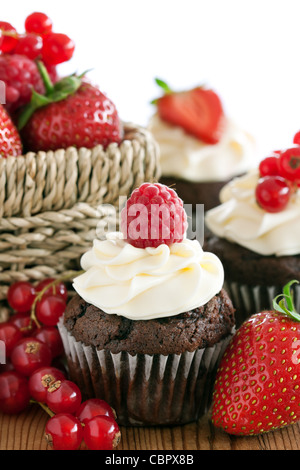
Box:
76, 399, 116, 424
293, 131, 300, 146
45, 413, 83, 450
0, 371, 30, 414
278, 147, 300, 184
28, 366, 65, 402
9, 312, 37, 337
255, 176, 291, 213
46, 379, 82, 415
0, 322, 22, 357
14, 33, 43, 60
7, 281, 36, 313
36, 278, 68, 302
10, 337, 52, 376
258, 155, 280, 177
35, 295, 66, 326
0, 22, 18, 53
121, 183, 188, 248
25, 12, 53, 36
42, 32, 75, 65
83, 415, 121, 450
33, 326, 64, 358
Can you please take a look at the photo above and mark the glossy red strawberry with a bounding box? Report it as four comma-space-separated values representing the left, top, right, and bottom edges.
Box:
19, 63, 123, 152
212, 280, 300, 435
0, 104, 22, 158
154, 78, 224, 144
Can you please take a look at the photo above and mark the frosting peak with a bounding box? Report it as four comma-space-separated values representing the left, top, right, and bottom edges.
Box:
73, 232, 224, 320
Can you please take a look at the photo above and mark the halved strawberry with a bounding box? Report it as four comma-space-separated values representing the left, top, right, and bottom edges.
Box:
154, 78, 225, 144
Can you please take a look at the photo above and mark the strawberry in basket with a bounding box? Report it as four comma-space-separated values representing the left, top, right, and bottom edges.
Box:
0, 12, 123, 154
0, 104, 22, 157
17, 62, 123, 152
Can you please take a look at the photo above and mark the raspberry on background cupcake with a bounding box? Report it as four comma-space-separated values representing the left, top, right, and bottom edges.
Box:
148, 79, 257, 211
205, 131, 300, 326
58, 182, 235, 426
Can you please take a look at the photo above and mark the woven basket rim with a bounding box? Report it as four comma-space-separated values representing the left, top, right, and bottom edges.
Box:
0, 121, 161, 218
17, 121, 156, 158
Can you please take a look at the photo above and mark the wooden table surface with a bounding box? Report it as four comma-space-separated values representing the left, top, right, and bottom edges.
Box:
1, 306, 300, 452
1, 405, 300, 451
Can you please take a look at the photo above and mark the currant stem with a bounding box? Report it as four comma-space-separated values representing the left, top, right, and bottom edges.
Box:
29, 270, 85, 329
30, 399, 55, 418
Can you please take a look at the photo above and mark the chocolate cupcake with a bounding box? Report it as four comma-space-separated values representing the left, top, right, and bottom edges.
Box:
205, 141, 300, 326
59, 288, 234, 426
148, 80, 256, 210
58, 182, 235, 426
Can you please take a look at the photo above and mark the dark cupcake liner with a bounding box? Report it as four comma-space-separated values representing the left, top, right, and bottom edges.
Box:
225, 282, 300, 327
58, 318, 233, 426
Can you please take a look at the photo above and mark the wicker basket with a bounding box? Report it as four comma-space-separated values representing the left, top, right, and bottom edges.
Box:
0, 122, 160, 306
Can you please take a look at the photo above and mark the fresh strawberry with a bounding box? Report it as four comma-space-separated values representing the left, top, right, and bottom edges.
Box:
18, 62, 123, 152
153, 78, 225, 144
0, 104, 22, 158
212, 280, 300, 435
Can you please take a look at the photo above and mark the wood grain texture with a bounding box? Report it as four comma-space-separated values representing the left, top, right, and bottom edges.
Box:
1, 405, 300, 450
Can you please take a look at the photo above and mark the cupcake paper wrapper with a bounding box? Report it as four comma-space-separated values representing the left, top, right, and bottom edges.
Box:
58, 319, 233, 426
225, 282, 300, 327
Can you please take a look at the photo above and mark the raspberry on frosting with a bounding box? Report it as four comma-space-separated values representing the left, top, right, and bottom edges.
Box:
120, 182, 188, 249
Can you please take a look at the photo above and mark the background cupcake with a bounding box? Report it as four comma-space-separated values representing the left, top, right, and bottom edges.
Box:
148, 79, 256, 211
205, 132, 300, 326
58, 182, 235, 426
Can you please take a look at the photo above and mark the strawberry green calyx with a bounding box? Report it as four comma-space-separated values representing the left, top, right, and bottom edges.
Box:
155, 78, 173, 94
273, 280, 300, 322
18, 61, 83, 130
151, 78, 173, 104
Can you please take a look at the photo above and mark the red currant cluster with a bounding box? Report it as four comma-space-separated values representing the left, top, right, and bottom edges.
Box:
255, 131, 300, 213
0, 12, 75, 65
0, 278, 121, 450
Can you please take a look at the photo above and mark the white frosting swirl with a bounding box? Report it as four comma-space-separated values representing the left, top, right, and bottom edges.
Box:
73, 232, 224, 320
148, 114, 256, 182
205, 169, 300, 256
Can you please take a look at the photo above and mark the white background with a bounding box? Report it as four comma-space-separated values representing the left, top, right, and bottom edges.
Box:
4, 0, 300, 161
